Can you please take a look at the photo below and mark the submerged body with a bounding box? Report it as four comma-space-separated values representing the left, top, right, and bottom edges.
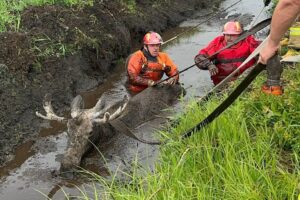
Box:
127, 50, 179, 92
198, 35, 259, 85
126, 32, 179, 93
194, 21, 259, 85
59, 84, 185, 174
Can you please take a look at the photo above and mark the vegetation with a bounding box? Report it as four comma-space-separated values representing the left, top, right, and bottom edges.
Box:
119, 0, 137, 14
31, 35, 76, 62
77, 2, 297, 199
0, 0, 93, 32
65, 63, 300, 200
267, 0, 279, 14
2, 1, 297, 199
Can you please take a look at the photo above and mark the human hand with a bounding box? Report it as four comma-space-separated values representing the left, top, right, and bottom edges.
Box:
147, 80, 156, 86
194, 54, 211, 70
208, 64, 218, 76
166, 77, 177, 85
258, 39, 280, 65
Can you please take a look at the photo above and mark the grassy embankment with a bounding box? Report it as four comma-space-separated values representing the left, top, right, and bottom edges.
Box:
0, 0, 153, 32
0, 0, 94, 64
0, 0, 93, 32
0, 0, 143, 63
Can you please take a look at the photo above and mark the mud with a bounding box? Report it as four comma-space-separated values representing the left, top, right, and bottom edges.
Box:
0, 0, 221, 166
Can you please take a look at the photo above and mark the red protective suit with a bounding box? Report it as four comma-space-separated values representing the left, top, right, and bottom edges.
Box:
126, 50, 179, 93
198, 35, 259, 85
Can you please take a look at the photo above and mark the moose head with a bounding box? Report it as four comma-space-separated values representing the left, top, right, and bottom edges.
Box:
36, 93, 129, 173
36, 84, 185, 174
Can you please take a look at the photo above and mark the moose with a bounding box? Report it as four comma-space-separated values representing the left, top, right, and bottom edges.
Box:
36, 84, 185, 173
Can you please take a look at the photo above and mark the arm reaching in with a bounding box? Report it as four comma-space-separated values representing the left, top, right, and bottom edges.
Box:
259, 0, 300, 64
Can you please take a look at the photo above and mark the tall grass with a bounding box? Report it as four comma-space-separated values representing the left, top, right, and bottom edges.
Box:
0, 0, 93, 32
74, 64, 300, 200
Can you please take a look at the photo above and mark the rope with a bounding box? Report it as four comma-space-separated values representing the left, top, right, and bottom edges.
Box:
249, 5, 265, 29
163, 0, 243, 45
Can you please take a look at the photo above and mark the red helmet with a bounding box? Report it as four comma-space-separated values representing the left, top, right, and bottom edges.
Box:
222, 21, 243, 35
143, 31, 163, 45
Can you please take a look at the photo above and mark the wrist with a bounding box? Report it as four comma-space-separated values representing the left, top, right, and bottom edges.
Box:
267, 37, 280, 51
207, 64, 216, 70
147, 80, 155, 86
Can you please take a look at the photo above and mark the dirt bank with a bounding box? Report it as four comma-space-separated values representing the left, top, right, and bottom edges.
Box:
0, 0, 221, 166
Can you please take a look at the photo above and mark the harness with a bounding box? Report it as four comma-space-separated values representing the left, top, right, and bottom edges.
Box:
214, 56, 247, 65
126, 50, 171, 81
139, 51, 170, 75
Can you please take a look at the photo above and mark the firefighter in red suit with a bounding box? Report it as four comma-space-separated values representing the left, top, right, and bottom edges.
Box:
126, 31, 179, 93
194, 21, 259, 85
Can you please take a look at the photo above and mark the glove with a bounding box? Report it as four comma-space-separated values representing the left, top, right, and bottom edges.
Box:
165, 76, 177, 85
194, 54, 212, 70
208, 64, 219, 76
263, 0, 271, 6
266, 54, 282, 86
147, 80, 156, 86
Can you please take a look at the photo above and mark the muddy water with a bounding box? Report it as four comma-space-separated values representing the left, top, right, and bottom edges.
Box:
0, 0, 269, 199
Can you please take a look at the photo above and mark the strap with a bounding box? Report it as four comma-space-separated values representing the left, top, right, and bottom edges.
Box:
214, 57, 247, 65
139, 50, 166, 74
109, 119, 162, 145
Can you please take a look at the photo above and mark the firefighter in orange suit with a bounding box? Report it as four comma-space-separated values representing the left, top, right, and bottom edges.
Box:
194, 21, 260, 85
126, 31, 179, 93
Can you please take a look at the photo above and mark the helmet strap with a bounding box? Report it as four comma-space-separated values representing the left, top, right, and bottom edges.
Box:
144, 45, 150, 52
142, 46, 157, 61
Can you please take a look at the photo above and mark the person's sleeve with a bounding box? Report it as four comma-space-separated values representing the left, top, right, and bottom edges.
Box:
247, 35, 260, 53
163, 53, 179, 82
239, 36, 260, 73
127, 53, 150, 86
198, 36, 221, 59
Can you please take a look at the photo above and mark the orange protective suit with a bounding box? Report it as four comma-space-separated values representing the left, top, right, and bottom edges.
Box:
126, 50, 179, 93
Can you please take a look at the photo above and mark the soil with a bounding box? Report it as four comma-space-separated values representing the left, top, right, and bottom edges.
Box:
0, 0, 221, 166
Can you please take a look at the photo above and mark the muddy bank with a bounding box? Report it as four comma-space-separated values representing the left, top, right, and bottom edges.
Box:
0, 0, 222, 166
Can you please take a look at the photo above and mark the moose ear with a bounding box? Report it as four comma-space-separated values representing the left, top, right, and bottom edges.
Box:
71, 95, 84, 118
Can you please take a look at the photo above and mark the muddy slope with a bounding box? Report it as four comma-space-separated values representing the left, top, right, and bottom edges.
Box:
0, 0, 221, 166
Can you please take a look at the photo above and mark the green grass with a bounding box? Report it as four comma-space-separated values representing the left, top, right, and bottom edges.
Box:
31, 34, 77, 62
68, 63, 300, 200
119, 0, 137, 14
0, 0, 93, 32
